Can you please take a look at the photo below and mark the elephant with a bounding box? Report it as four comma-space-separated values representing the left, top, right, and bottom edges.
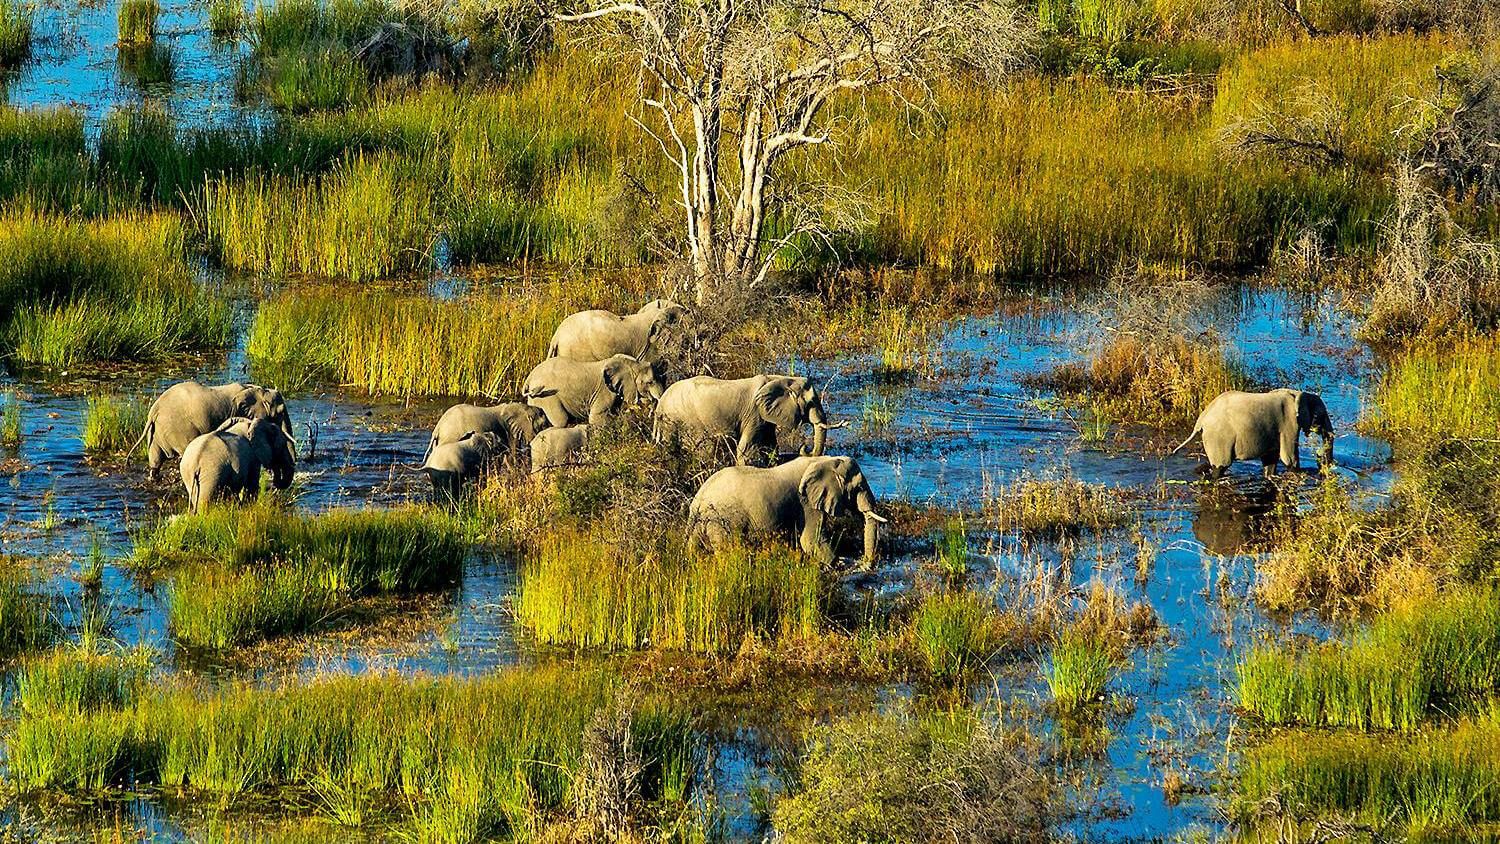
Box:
179, 417, 296, 514
415, 431, 501, 502
136, 381, 294, 480
547, 299, 688, 363
427, 402, 549, 465
654, 374, 839, 466
522, 354, 666, 429
687, 455, 887, 567
1171, 388, 1334, 479
529, 425, 590, 472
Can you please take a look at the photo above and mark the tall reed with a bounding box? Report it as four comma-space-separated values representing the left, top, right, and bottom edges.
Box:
515, 530, 822, 653
1045, 627, 1114, 714
246, 284, 574, 397
1237, 589, 1500, 731
1376, 336, 1500, 442
15, 645, 153, 716
5, 287, 232, 368
1236, 706, 1500, 837
0, 0, 34, 69
0, 211, 189, 318
199, 153, 436, 280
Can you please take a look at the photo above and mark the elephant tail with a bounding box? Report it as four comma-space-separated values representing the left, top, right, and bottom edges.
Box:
189, 467, 201, 512
1169, 427, 1202, 456
130, 418, 154, 460
422, 435, 437, 465
546, 336, 560, 358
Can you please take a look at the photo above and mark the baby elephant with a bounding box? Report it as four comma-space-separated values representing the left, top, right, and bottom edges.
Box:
530, 425, 590, 472
522, 354, 666, 429
1172, 388, 1333, 479
548, 299, 688, 363
138, 381, 294, 479
179, 417, 297, 513
427, 402, 549, 465
654, 374, 839, 466
417, 431, 501, 503
688, 455, 887, 568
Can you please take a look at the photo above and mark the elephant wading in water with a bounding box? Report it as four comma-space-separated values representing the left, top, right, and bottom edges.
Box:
522, 355, 666, 428
547, 300, 688, 362
137, 381, 294, 479
179, 417, 296, 513
654, 374, 840, 466
415, 431, 501, 502
427, 402, 549, 465
1171, 388, 1334, 479
688, 455, 887, 567
530, 425, 590, 472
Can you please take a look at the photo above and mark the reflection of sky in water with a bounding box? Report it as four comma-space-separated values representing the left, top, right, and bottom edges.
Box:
4, 0, 255, 133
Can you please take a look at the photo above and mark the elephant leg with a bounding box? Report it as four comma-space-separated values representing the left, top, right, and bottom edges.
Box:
1261, 456, 1277, 479
148, 444, 167, 480
532, 397, 572, 429
1202, 431, 1233, 479
734, 427, 760, 467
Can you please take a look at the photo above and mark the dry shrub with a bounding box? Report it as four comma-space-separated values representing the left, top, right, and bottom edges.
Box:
569, 701, 643, 839
772, 708, 1055, 844
983, 471, 1130, 537
1362, 166, 1500, 342
1036, 332, 1249, 427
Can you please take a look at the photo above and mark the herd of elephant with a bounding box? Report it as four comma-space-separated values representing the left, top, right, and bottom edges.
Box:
129, 299, 1338, 569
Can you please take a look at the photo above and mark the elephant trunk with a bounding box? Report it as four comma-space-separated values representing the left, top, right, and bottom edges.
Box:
808, 404, 828, 457
856, 488, 886, 569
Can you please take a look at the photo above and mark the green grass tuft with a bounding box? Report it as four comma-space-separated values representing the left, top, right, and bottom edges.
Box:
911, 590, 1004, 682
15, 646, 153, 717
0, 561, 60, 660
117, 0, 160, 46
1236, 705, 1500, 838
206, 0, 245, 40
1376, 336, 1500, 443
0, 390, 20, 449
135, 505, 472, 649
0, 0, 34, 69
5, 287, 232, 368
1045, 628, 1114, 714
81, 393, 150, 456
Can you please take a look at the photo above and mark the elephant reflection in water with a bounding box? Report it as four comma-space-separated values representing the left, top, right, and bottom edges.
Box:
1191, 485, 1281, 557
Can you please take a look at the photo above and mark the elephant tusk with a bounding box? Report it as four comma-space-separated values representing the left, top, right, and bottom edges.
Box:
864, 511, 888, 523
814, 421, 849, 430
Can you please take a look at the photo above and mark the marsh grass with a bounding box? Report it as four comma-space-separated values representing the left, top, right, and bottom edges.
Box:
5, 287, 233, 368
199, 153, 437, 280
1237, 589, 1500, 731
0, 561, 60, 659
206, 0, 245, 40
117, 0, 160, 45
983, 471, 1128, 537
81, 393, 150, 456
0, 211, 189, 318
0, 390, 20, 448
16, 646, 153, 716
911, 590, 1006, 682
0, 0, 34, 69
261, 45, 369, 112
117, 41, 175, 89
1376, 336, 1500, 442
1045, 627, 1114, 715
932, 516, 968, 578
1236, 705, 1500, 837
516, 530, 821, 654
135, 505, 471, 649
1034, 334, 1251, 427
6, 665, 698, 841
246, 284, 575, 397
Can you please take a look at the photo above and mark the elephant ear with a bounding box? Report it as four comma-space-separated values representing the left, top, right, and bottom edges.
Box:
755, 379, 803, 429
799, 459, 848, 515
1283, 390, 1305, 432
232, 387, 260, 416
602, 358, 630, 397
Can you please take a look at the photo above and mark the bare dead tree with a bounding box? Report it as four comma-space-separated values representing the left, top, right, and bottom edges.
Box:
551, 0, 1031, 303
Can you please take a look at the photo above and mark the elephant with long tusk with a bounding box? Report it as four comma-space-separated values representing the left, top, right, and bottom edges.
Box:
654, 374, 837, 466
687, 455, 887, 568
